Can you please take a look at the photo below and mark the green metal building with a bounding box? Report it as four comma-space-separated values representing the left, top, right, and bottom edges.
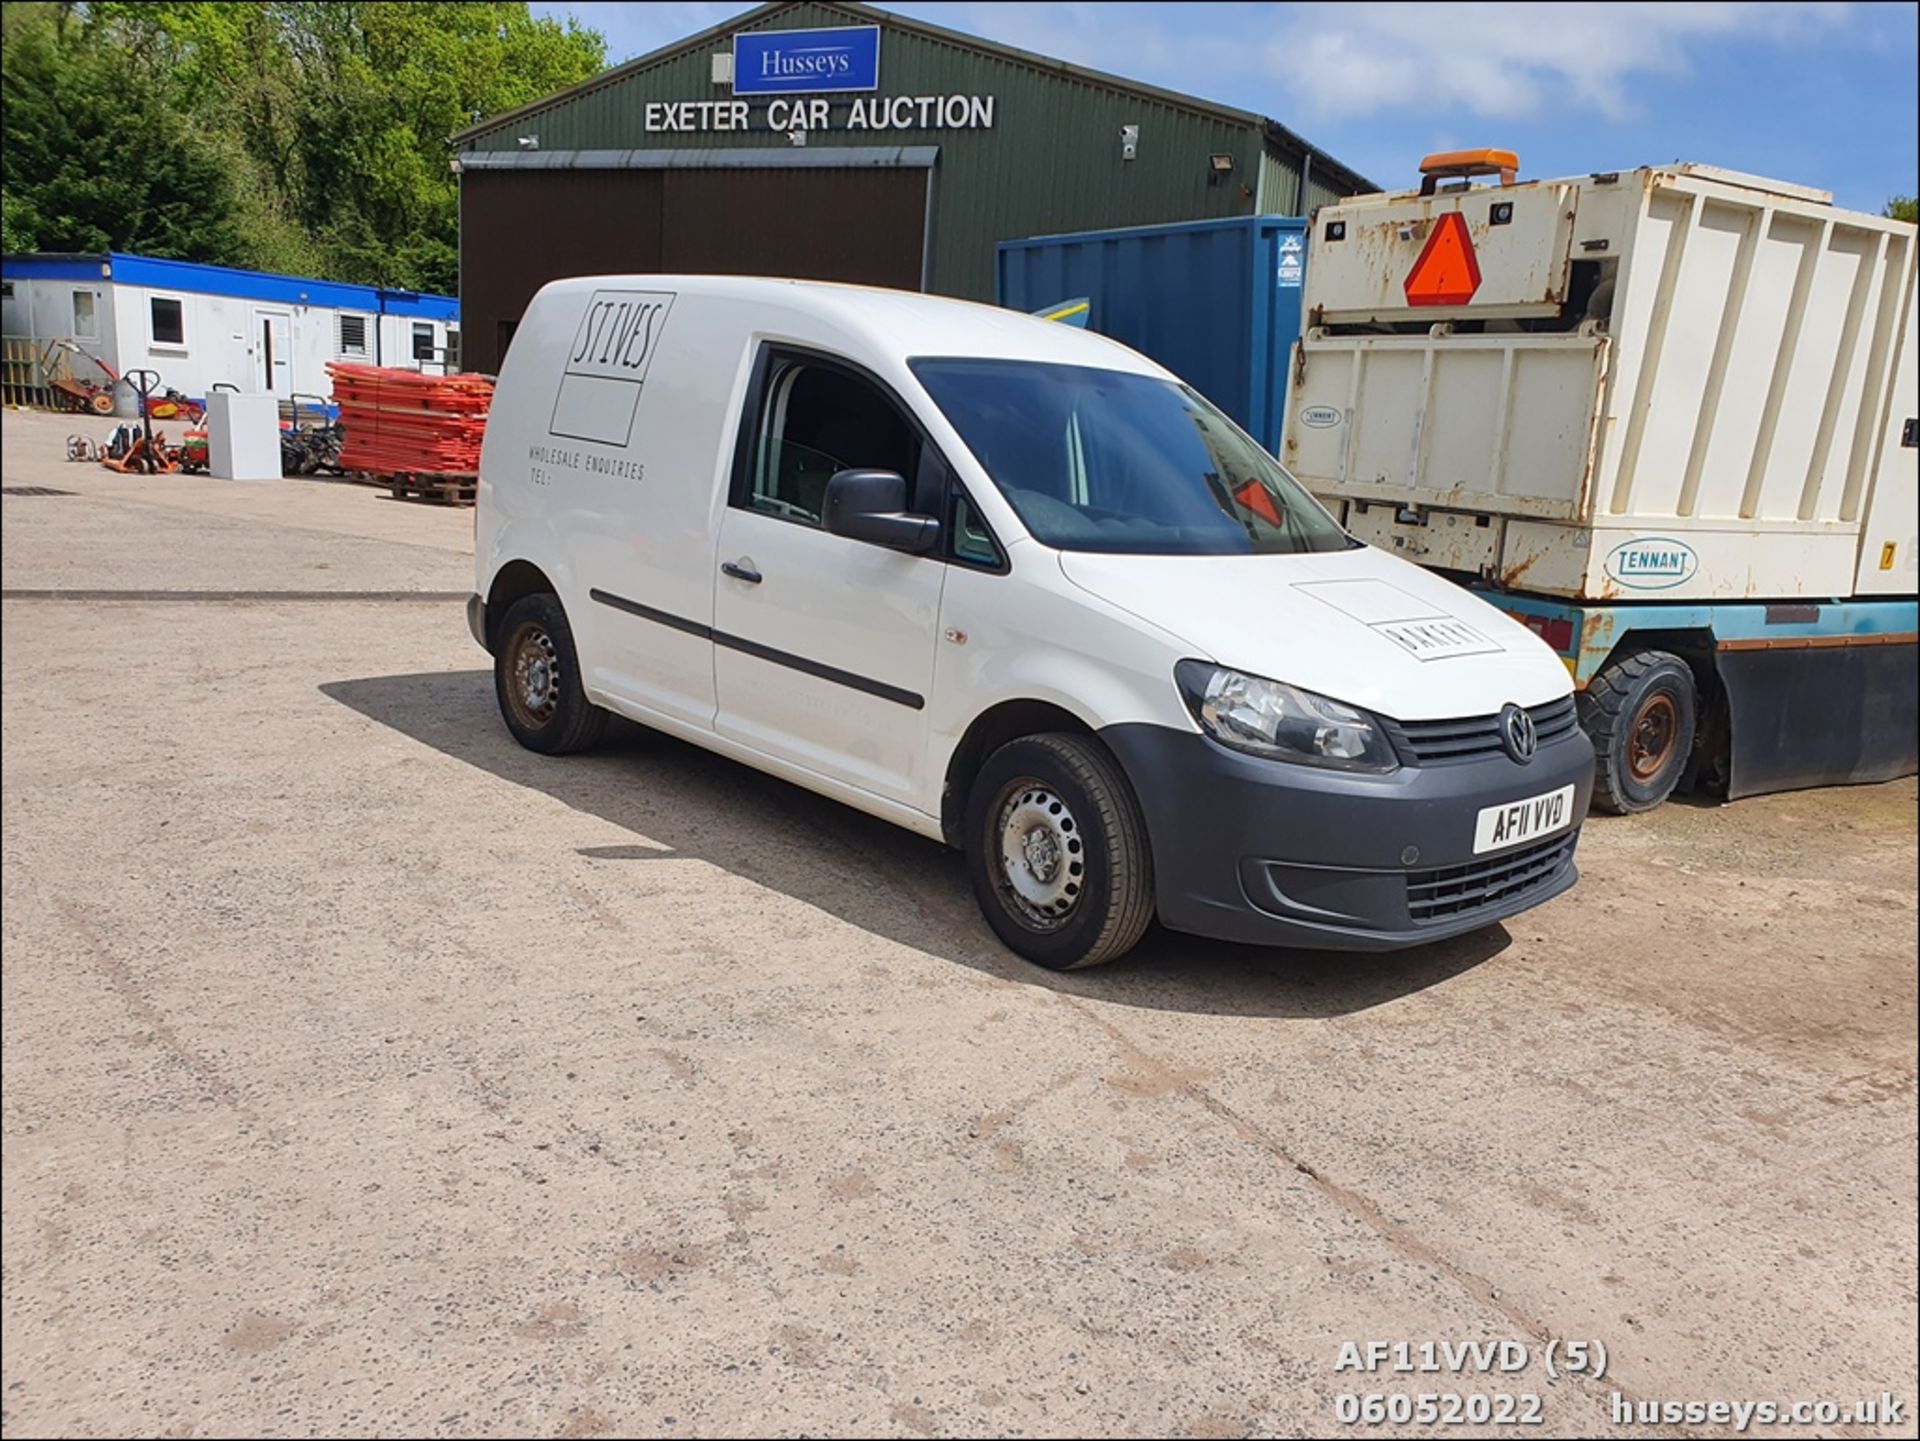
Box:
452, 0, 1372, 373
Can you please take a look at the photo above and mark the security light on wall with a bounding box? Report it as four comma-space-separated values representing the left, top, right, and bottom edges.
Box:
517, 135, 539, 150
1120, 125, 1139, 161
1209, 153, 1234, 174
788, 129, 808, 147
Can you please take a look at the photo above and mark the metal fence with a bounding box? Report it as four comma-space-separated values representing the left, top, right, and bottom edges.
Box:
0, 336, 74, 410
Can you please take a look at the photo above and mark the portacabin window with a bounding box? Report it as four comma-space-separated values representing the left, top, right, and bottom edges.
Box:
337, 313, 369, 357
72, 290, 98, 340
411, 322, 436, 364
149, 294, 186, 349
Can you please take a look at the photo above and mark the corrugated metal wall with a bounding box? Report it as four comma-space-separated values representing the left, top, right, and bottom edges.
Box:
1258, 151, 1301, 216
1255, 150, 1366, 218
1304, 173, 1353, 215
459, 2, 1292, 304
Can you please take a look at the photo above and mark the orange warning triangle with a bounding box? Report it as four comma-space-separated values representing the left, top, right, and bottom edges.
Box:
1404, 211, 1482, 306
1232, 478, 1282, 527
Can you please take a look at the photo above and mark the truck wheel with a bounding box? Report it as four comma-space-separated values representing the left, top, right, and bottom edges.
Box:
493, 592, 608, 755
1580, 649, 1697, 814
965, 733, 1154, 970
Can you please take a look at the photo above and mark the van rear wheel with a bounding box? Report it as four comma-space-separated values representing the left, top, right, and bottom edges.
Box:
965, 733, 1154, 970
494, 592, 608, 755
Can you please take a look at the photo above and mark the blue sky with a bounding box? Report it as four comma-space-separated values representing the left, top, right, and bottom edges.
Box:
529, 2, 1918, 212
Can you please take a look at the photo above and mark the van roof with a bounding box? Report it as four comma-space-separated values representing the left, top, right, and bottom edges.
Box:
537, 275, 1170, 377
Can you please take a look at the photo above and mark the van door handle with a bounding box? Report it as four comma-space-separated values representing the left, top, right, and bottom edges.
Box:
721, 560, 762, 584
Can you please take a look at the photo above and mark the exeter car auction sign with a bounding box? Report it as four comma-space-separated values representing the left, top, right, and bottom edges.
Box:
638, 24, 996, 135
644, 94, 995, 133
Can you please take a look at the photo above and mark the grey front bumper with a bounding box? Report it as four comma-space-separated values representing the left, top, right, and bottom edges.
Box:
1099, 721, 1594, 951
466, 593, 489, 653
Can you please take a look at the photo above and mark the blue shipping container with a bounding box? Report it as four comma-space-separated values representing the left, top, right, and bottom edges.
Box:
996, 214, 1308, 455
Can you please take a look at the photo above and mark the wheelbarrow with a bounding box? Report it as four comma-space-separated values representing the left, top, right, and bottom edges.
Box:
48, 339, 120, 415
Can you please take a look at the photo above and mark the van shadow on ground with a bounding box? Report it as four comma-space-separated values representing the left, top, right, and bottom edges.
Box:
320, 670, 1510, 1019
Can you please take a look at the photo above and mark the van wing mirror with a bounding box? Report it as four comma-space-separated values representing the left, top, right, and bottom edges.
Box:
822, 469, 941, 554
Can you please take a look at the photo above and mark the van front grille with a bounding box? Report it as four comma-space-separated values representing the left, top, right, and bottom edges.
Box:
1406, 832, 1578, 923
1386, 695, 1580, 765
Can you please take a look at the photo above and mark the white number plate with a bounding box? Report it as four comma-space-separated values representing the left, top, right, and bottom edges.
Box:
1473, 784, 1576, 855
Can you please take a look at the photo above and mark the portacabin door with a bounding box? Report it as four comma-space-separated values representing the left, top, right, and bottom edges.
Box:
711, 348, 946, 812
252, 308, 292, 393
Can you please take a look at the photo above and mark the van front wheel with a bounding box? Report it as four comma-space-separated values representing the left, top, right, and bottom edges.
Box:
494, 592, 608, 755
965, 733, 1155, 970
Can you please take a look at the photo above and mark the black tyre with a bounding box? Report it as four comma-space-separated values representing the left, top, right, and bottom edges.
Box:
1579, 649, 1698, 814
964, 733, 1154, 970
493, 592, 608, 755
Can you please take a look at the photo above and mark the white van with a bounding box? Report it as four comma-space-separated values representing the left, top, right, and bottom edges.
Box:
470, 277, 1592, 969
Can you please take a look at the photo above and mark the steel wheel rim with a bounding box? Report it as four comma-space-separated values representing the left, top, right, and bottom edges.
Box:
507, 623, 560, 728
1628, 692, 1678, 781
994, 782, 1086, 930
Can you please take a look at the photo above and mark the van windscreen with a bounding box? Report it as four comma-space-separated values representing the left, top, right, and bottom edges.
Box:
910, 358, 1351, 556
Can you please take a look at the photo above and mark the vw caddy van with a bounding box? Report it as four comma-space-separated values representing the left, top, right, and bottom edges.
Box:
469, 277, 1592, 969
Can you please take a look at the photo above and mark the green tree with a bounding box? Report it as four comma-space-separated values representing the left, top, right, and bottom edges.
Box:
3, 2, 604, 294
281, 3, 605, 292
0, 2, 251, 262
1887, 196, 1918, 224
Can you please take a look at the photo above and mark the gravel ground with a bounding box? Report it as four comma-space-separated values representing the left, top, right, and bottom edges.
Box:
3, 407, 1915, 1437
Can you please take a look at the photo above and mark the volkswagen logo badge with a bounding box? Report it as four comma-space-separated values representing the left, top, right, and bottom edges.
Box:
1500, 703, 1538, 763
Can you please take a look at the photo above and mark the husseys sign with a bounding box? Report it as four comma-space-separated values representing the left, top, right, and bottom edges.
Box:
643, 24, 996, 134
733, 25, 880, 95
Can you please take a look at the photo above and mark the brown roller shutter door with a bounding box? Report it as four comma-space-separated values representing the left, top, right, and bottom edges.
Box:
460, 165, 927, 374
460, 169, 664, 375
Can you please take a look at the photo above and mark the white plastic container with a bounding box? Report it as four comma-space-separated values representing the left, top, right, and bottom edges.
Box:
1283, 163, 1918, 603
205, 390, 281, 481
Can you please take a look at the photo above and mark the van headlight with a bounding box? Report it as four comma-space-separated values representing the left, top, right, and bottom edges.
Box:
1174, 661, 1398, 773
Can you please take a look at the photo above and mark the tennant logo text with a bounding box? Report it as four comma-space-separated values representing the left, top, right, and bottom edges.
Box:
733, 26, 881, 95
1602, 536, 1700, 591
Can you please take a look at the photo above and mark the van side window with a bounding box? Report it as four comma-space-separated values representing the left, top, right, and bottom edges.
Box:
747, 362, 918, 528
949, 489, 1003, 569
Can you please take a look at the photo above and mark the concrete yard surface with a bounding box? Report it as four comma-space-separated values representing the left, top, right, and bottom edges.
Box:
2, 407, 1916, 1437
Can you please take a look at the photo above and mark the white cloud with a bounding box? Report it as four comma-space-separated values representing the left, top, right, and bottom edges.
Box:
533, 1, 755, 64
925, 1, 1854, 123
1267, 2, 1850, 123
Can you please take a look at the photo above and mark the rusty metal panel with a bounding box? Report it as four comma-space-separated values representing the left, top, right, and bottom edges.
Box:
1307, 182, 1578, 323
1284, 163, 1920, 604
1592, 170, 1914, 540
1342, 501, 1502, 573
1282, 330, 1611, 522
1854, 257, 1918, 595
